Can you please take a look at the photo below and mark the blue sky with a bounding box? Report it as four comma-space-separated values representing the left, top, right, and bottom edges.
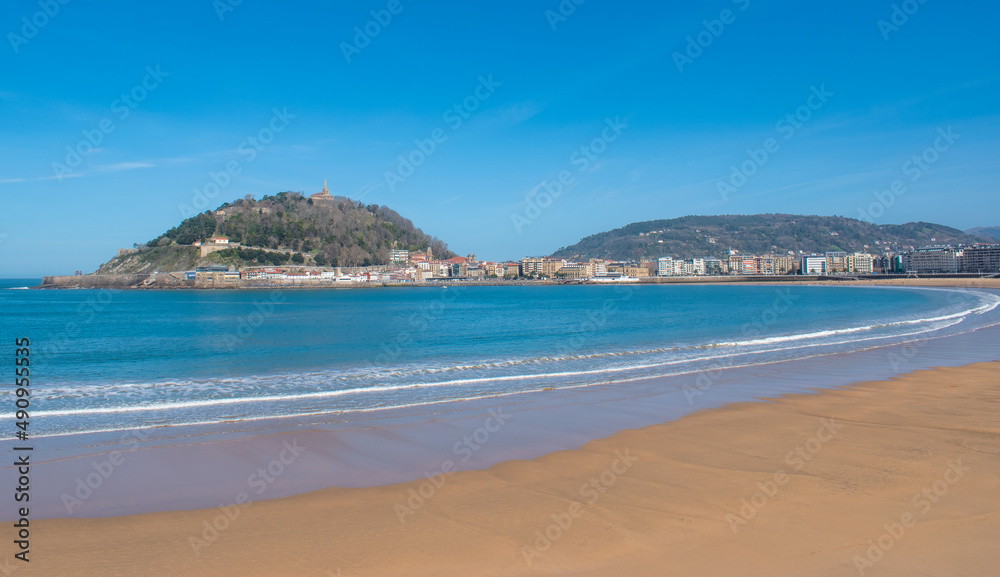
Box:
2, 0, 998, 276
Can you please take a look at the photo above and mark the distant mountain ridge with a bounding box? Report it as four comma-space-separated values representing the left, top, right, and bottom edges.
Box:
552, 214, 992, 261
966, 226, 1000, 241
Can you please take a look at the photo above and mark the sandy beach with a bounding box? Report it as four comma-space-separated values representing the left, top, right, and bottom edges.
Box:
23, 360, 999, 576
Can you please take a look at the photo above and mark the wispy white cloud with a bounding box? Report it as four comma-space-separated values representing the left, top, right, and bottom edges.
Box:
93, 161, 156, 172
354, 182, 382, 199
0, 173, 84, 183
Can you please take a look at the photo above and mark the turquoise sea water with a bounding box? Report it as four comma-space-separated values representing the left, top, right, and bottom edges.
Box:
1, 281, 998, 440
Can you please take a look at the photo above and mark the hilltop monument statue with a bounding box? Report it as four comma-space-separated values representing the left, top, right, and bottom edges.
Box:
310, 180, 335, 203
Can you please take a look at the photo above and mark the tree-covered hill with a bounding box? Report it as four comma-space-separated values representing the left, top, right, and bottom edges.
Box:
551, 214, 990, 261
966, 226, 1000, 241
98, 192, 453, 273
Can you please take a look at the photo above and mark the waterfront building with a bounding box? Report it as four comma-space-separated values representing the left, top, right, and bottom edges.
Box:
800, 256, 827, 275
754, 256, 775, 275
657, 257, 673, 276
625, 265, 649, 278
847, 253, 874, 274
826, 251, 848, 273
521, 257, 544, 276
959, 245, 1000, 273
773, 255, 795, 274
560, 263, 594, 278
728, 254, 744, 274
906, 246, 958, 274
538, 259, 565, 277
590, 259, 608, 277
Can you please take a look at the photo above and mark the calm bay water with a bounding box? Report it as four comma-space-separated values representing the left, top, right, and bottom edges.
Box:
1, 281, 998, 440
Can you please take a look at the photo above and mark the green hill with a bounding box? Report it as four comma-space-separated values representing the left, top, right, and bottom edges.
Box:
966, 226, 1000, 241
551, 214, 988, 261
97, 192, 453, 274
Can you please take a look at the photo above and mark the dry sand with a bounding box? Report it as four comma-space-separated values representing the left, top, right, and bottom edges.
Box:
24, 361, 999, 576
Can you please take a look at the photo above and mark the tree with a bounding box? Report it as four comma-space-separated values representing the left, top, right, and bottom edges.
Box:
291, 253, 305, 264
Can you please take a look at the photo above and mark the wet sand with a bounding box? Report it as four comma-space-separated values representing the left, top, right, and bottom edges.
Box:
25, 361, 1000, 576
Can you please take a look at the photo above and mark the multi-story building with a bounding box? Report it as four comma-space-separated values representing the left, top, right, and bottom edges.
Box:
657, 257, 674, 276
800, 256, 827, 275
754, 256, 775, 275
389, 249, 410, 265
773, 255, 795, 275
728, 254, 744, 275
590, 259, 608, 277
826, 251, 848, 273
521, 258, 566, 277
504, 263, 521, 277
559, 263, 594, 278
906, 246, 958, 274
705, 257, 725, 275
539, 259, 564, 277
847, 253, 874, 274
690, 258, 706, 275
959, 245, 1000, 273
195, 266, 240, 285
520, 257, 543, 276
625, 265, 649, 278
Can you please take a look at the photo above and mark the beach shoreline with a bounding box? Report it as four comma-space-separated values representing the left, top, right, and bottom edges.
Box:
25, 360, 1000, 576
8, 279, 1000, 576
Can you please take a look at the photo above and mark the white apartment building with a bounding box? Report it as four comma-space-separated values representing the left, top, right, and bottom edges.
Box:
800, 256, 827, 275
657, 257, 673, 276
